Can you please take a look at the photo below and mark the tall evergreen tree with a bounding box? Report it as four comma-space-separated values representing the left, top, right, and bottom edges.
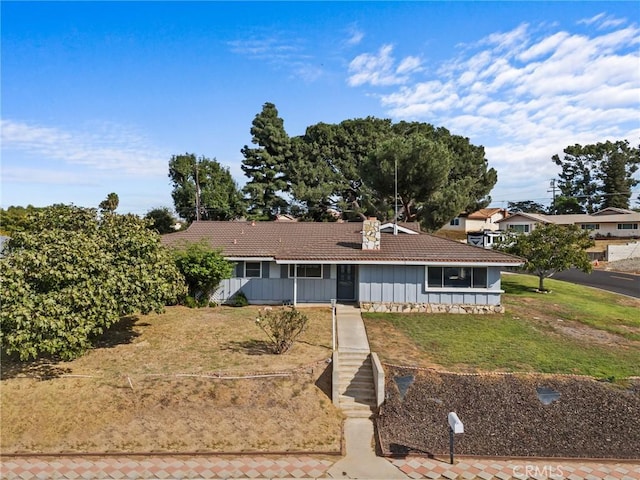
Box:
168, 154, 244, 222
552, 140, 639, 213
241, 103, 291, 220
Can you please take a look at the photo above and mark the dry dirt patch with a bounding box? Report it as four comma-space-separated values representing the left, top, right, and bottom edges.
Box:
1, 306, 343, 453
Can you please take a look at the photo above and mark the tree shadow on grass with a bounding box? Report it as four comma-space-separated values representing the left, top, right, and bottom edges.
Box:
224, 339, 274, 356
502, 278, 537, 295
94, 316, 143, 349
0, 355, 72, 381
1, 316, 144, 380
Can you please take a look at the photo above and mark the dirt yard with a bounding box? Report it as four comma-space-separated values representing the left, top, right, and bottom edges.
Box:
377, 367, 640, 459
1, 306, 343, 454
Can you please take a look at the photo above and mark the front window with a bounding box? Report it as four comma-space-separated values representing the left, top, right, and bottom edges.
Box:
581, 224, 600, 230
245, 262, 262, 278
289, 264, 323, 278
427, 267, 488, 288
617, 223, 638, 230
450, 217, 460, 226
508, 224, 530, 233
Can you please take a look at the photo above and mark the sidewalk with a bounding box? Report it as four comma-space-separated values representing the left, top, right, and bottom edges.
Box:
2, 454, 639, 479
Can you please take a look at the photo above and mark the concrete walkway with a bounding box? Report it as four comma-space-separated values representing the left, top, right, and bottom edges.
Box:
328, 304, 409, 479
335, 304, 370, 353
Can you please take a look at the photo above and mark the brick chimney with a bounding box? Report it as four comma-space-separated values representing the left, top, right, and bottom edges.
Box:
362, 217, 381, 250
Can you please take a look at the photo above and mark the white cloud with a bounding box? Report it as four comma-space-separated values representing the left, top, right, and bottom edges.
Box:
348, 44, 422, 87
346, 26, 364, 46
348, 19, 640, 204
1, 119, 168, 176
578, 12, 627, 30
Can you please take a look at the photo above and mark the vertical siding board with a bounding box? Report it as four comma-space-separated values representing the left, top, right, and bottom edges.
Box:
261, 262, 270, 279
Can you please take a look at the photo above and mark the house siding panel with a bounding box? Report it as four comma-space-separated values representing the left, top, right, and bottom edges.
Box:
359, 264, 503, 306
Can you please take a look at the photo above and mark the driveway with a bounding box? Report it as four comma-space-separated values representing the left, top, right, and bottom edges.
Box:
552, 268, 640, 298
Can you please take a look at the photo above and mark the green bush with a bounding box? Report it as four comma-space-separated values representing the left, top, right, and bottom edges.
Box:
172, 241, 233, 302
230, 291, 248, 307
255, 307, 308, 354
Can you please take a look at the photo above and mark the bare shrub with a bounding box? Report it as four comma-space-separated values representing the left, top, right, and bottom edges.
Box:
255, 307, 308, 354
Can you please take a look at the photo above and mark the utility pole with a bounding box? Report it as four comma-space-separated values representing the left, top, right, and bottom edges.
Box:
195, 159, 201, 221
547, 179, 557, 213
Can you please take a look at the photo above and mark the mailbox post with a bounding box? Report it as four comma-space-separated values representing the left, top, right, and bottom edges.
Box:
447, 412, 464, 465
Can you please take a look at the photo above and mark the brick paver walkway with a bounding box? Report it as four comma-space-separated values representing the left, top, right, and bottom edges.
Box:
391, 457, 640, 480
2, 455, 639, 479
0, 456, 334, 479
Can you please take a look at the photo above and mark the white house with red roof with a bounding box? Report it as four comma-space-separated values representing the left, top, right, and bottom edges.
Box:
162, 219, 523, 312
440, 208, 509, 233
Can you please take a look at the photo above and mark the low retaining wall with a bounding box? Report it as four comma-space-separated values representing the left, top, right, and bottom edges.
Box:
370, 352, 385, 408
359, 302, 505, 314
607, 242, 640, 262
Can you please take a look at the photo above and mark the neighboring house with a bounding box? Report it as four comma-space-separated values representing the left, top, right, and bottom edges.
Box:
441, 208, 509, 233
496, 208, 640, 238
162, 219, 523, 313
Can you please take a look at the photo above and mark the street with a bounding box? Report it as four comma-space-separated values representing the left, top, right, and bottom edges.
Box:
552, 268, 640, 298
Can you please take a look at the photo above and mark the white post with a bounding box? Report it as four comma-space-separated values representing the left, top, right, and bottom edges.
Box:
293, 264, 298, 307
331, 298, 337, 351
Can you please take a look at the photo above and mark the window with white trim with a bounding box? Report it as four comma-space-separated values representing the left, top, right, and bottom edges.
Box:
450, 217, 460, 226
288, 264, 323, 278
427, 267, 488, 288
617, 223, 638, 230
581, 224, 600, 230
245, 262, 262, 278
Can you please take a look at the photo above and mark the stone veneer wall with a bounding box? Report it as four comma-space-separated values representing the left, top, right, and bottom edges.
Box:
359, 302, 505, 314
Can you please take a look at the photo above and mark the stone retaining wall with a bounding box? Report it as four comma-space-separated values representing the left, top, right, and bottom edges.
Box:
359, 302, 505, 314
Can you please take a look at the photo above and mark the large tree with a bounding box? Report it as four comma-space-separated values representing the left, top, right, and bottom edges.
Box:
0, 205, 185, 360
0, 205, 43, 236
169, 153, 245, 222
495, 223, 594, 292
99, 192, 119, 213
241, 102, 291, 220
145, 207, 178, 234
508, 201, 547, 214
552, 140, 639, 213
361, 133, 452, 224
288, 117, 394, 220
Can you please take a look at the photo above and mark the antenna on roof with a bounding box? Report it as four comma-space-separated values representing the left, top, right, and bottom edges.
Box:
394, 156, 398, 235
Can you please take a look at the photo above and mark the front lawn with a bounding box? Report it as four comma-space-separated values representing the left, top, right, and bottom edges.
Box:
364, 274, 640, 379
1, 306, 342, 454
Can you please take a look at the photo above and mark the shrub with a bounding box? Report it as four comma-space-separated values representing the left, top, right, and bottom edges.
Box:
230, 291, 248, 307
255, 307, 309, 354
172, 241, 233, 301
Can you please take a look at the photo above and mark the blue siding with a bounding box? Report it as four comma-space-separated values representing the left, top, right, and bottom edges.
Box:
214, 277, 335, 304
358, 265, 504, 306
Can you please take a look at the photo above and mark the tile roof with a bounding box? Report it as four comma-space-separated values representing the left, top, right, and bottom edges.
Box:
466, 208, 506, 219
161, 221, 523, 265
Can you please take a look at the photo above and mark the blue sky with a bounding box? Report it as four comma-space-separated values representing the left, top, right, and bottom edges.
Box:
2, 1, 639, 216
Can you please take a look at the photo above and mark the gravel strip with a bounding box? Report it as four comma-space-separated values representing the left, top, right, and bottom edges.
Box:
377, 368, 640, 459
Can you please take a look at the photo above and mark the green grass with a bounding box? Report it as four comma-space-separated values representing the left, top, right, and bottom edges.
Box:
502, 274, 640, 340
364, 274, 640, 379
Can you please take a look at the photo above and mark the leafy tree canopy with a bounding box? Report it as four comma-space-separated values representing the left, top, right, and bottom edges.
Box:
169, 153, 245, 222
0, 205, 185, 360
145, 207, 178, 234
0, 205, 44, 236
242, 105, 496, 229
495, 223, 594, 292
172, 241, 234, 301
552, 140, 639, 213
99, 192, 119, 212
508, 201, 548, 214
